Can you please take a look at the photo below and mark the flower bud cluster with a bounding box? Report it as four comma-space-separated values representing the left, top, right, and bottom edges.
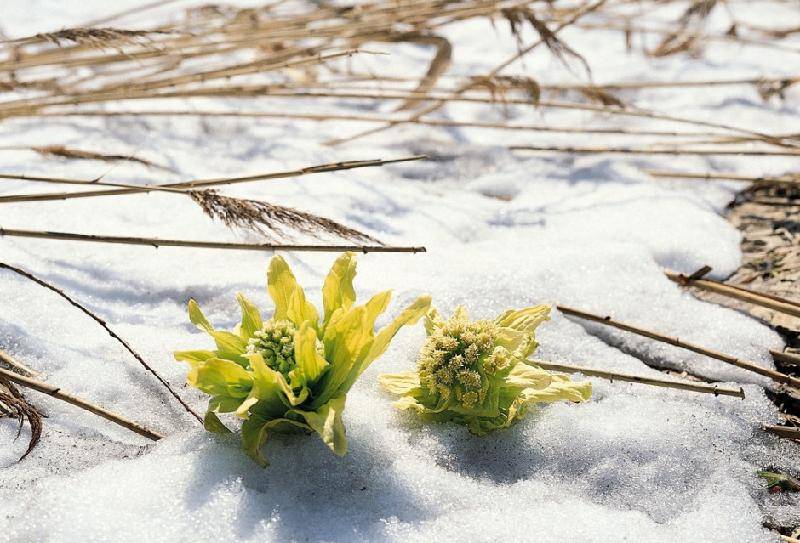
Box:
247, 320, 298, 376
418, 315, 513, 410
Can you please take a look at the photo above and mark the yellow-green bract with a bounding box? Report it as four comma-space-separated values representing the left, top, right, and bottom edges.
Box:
175, 252, 431, 466
379, 305, 591, 435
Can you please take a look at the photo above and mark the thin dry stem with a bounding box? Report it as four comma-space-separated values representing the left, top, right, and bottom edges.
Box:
557, 304, 800, 387
0, 262, 202, 423
532, 359, 745, 398
665, 269, 800, 319
0, 227, 425, 254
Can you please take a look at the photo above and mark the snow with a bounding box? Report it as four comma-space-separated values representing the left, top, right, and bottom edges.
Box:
1, 1, 800, 541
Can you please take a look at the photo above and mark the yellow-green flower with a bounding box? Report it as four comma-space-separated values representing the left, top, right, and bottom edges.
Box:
379, 305, 591, 435
175, 252, 431, 466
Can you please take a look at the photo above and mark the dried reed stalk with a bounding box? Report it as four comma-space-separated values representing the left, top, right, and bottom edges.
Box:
0, 155, 416, 243
319, 71, 800, 92
772, 350, 800, 368
532, 359, 745, 398
0, 47, 368, 117
35, 109, 743, 140
763, 424, 800, 441
0, 363, 163, 441
0, 347, 39, 376
0, 262, 202, 423
0, 155, 426, 204
0, 227, 425, 253
647, 169, 800, 186
556, 304, 800, 387
95, 88, 787, 148
664, 270, 800, 319
509, 144, 800, 157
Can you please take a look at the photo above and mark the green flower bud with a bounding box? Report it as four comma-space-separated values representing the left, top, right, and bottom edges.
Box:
247, 320, 299, 378
380, 304, 592, 435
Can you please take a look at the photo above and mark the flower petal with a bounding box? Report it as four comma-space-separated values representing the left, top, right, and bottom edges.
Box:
524, 377, 592, 404
378, 371, 420, 395
288, 288, 319, 331
241, 414, 311, 468
174, 349, 216, 366
505, 362, 554, 390
494, 304, 550, 331
362, 294, 431, 371
493, 326, 529, 355
236, 292, 263, 339
424, 308, 444, 336
289, 395, 348, 456
245, 352, 308, 409
188, 357, 253, 399
452, 305, 469, 321
204, 410, 232, 434
322, 252, 357, 327
294, 321, 329, 384
188, 299, 248, 358
267, 255, 318, 327
313, 306, 370, 407
393, 396, 426, 412
495, 305, 550, 357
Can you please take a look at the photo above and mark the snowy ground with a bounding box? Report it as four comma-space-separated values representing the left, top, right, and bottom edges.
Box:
1, 1, 800, 541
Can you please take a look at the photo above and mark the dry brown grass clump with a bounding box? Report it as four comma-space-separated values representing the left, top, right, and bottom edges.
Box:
0, 378, 42, 460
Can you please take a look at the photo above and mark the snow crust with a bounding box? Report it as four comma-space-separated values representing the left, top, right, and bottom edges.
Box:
1, 1, 799, 541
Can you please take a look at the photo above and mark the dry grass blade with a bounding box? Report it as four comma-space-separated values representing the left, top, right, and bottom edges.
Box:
579, 85, 625, 107
649, 0, 717, 58
385, 32, 452, 111
25, 145, 172, 171
469, 75, 542, 104
502, 6, 590, 75
0, 377, 42, 460
11, 27, 174, 50
188, 190, 379, 243
650, 34, 702, 58
0, 155, 427, 204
